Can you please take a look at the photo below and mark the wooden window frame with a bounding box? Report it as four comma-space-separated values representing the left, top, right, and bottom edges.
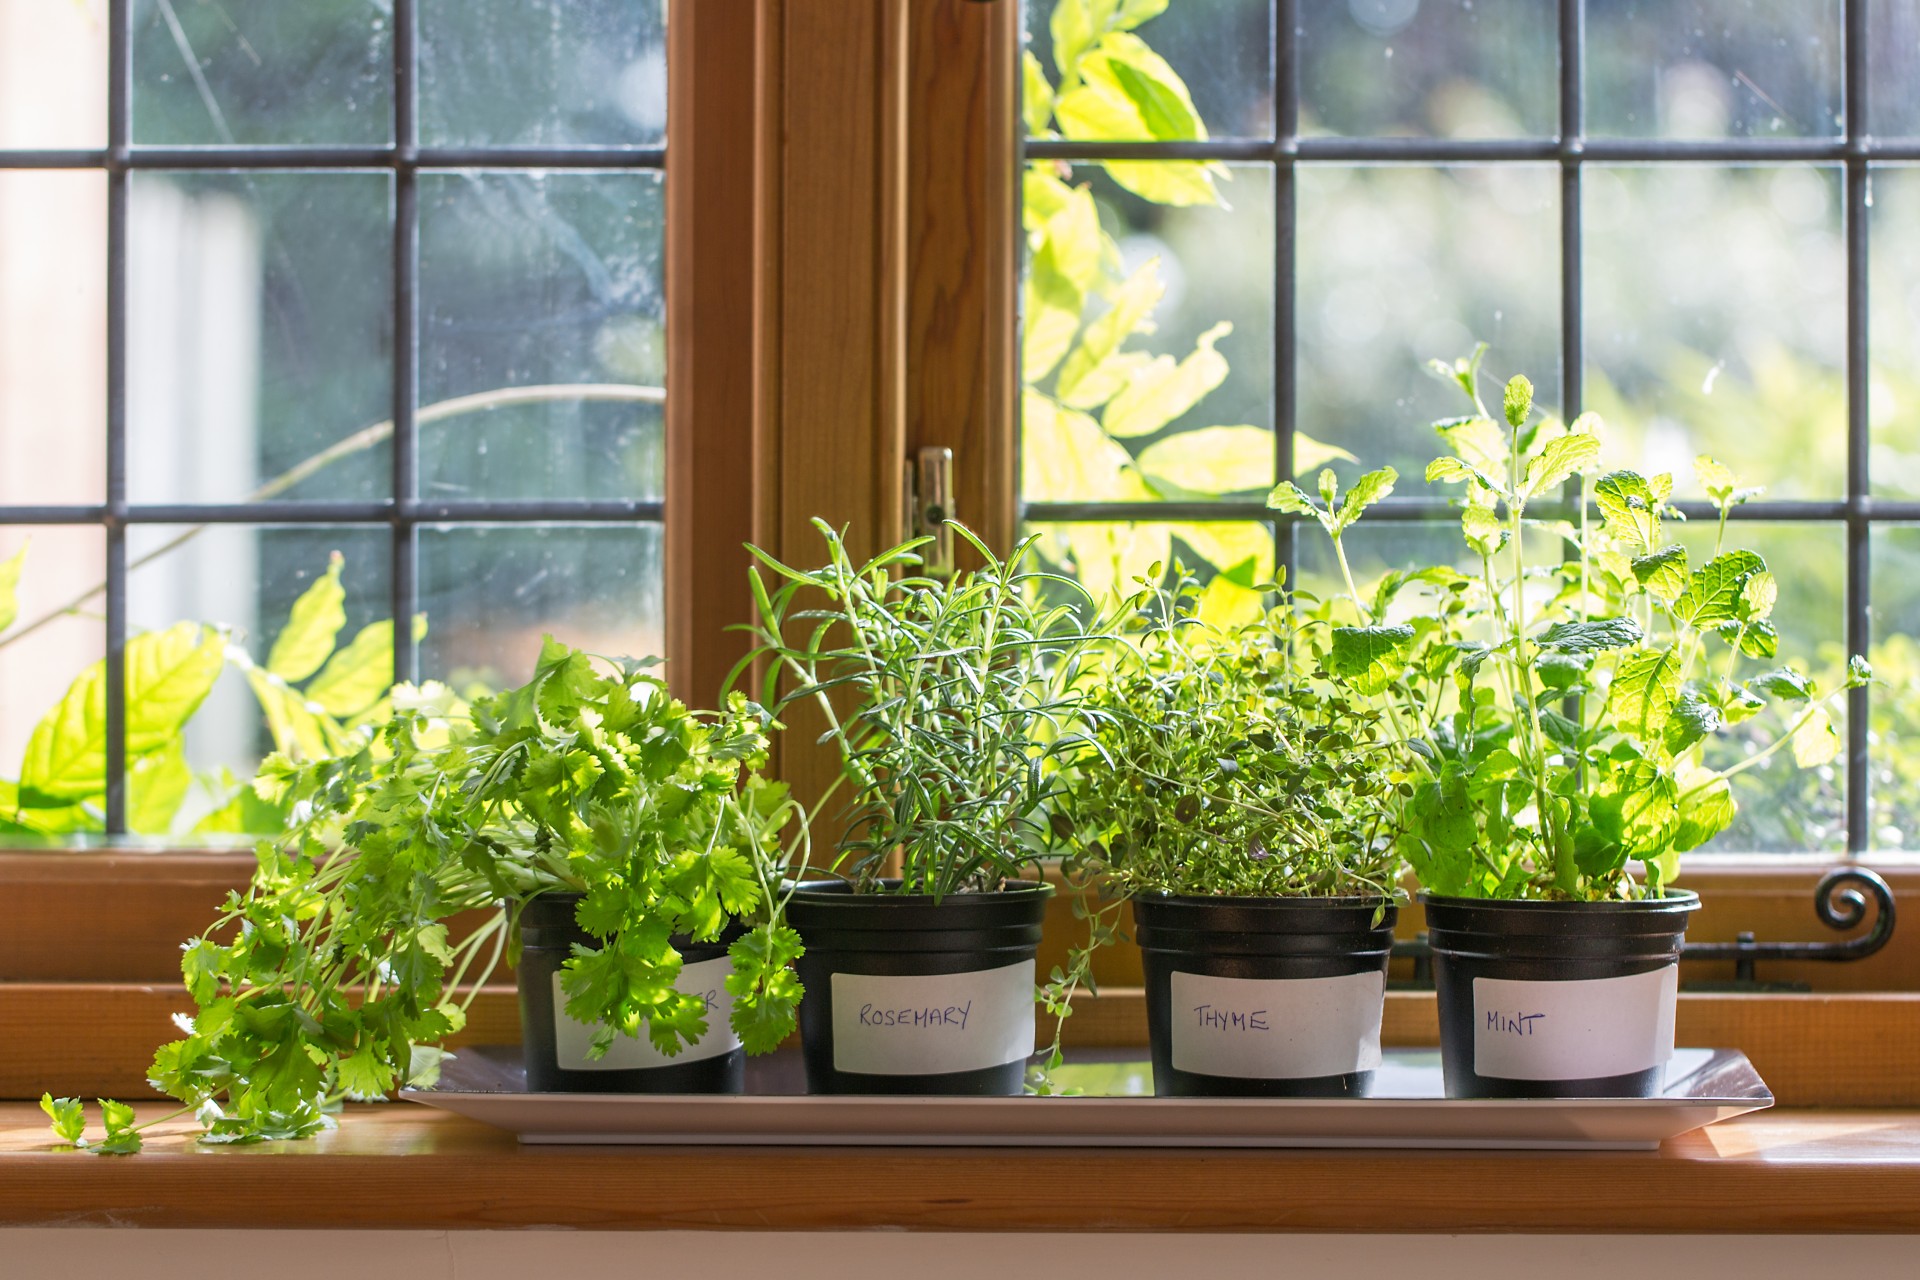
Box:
1, 0, 1914, 1103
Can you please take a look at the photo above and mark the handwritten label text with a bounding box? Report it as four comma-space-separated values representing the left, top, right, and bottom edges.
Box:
858, 1000, 971, 1031
1485, 1010, 1546, 1036
1192, 1004, 1271, 1033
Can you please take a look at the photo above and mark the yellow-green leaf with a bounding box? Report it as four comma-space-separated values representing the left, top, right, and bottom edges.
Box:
129, 742, 191, 836
0, 540, 26, 634
1436, 415, 1509, 479
1293, 433, 1358, 475
1022, 51, 1055, 136
246, 668, 335, 762
1192, 574, 1263, 628
267, 552, 346, 682
1137, 423, 1270, 493
305, 619, 397, 717
18, 624, 226, 805
1059, 349, 1154, 411
1054, 260, 1164, 400
1102, 321, 1231, 438
1022, 390, 1138, 503
1792, 704, 1840, 768
1167, 522, 1274, 586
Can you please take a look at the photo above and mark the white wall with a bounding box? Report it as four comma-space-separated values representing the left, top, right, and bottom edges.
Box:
0, 1231, 1912, 1280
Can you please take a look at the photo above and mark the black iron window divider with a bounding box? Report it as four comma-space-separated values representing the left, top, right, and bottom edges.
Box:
0, 0, 668, 835
1019, 0, 1903, 864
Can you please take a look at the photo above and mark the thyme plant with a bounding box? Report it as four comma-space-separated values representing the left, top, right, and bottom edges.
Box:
1057, 573, 1405, 901
1275, 347, 1869, 901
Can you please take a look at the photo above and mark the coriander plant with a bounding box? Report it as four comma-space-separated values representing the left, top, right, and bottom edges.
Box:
51, 639, 806, 1151
1274, 346, 1868, 902
739, 520, 1098, 898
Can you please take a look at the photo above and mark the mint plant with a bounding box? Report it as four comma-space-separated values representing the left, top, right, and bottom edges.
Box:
57, 639, 806, 1150
1275, 347, 1868, 901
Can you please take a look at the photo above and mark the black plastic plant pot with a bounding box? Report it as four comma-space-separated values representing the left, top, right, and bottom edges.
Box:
786, 879, 1054, 1095
1134, 894, 1398, 1098
1423, 890, 1701, 1099
516, 893, 746, 1094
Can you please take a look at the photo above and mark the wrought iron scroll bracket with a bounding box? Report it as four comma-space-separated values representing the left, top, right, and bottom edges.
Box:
1679, 867, 1897, 986
1388, 868, 1896, 989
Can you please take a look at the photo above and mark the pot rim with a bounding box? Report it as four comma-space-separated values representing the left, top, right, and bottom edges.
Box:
1419, 888, 1700, 912
786, 876, 1054, 904
1134, 890, 1398, 910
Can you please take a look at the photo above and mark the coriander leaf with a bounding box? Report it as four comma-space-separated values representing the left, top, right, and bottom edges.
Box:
1328, 624, 1416, 696
1537, 616, 1643, 653
40, 1094, 85, 1145
181, 939, 223, 1005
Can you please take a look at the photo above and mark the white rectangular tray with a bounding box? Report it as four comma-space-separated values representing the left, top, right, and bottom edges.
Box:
401, 1047, 1772, 1151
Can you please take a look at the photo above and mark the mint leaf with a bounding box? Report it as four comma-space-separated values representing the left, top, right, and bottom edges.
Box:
1328, 625, 1416, 696
1608, 647, 1682, 743
1537, 616, 1643, 653
1334, 466, 1397, 533
1750, 668, 1816, 702
1631, 546, 1689, 603
1520, 432, 1600, 499
1500, 374, 1531, 429
1673, 550, 1765, 628
1594, 471, 1663, 553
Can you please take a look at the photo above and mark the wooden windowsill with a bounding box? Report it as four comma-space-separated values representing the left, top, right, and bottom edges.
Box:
1, 1103, 1918, 1233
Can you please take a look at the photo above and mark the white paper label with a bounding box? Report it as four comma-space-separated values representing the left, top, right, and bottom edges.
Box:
1472, 966, 1678, 1081
830, 961, 1035, 1076
551, 955, 740, 1071
1169, 969, 1385, 1080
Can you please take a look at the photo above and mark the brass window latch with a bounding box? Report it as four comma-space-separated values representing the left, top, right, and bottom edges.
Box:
907, 446, 956, 578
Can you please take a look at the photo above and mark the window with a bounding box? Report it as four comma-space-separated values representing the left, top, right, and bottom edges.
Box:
1018, 0, 1920, 858
0, 0, 667, 838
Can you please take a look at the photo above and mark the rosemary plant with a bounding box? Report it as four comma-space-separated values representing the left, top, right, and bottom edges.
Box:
740, 520, 1099, 897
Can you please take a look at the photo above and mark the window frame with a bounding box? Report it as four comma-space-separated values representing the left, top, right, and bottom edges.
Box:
0, 0, 1912, 1105
1016, 0, 1920, 864
0, 0, 669, 832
